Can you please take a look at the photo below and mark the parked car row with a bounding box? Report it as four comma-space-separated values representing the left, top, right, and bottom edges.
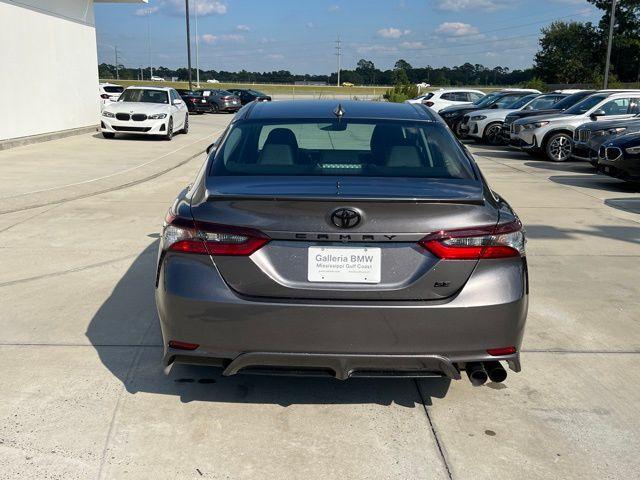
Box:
99, 85, 272, 140
435, 88, 640, 184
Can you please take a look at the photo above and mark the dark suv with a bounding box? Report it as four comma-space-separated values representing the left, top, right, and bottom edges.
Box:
176, 89, 210, 114
226, 88, 272, 105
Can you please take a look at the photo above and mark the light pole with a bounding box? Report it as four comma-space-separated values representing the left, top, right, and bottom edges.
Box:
185, 0, 193, 89
145, 8, 153, 79
603, 0, 617, 89
194, 0, 200, 87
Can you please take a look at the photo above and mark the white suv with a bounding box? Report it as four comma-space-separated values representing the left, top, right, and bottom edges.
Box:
405, 88, 485, 111
511, 91, 640, 161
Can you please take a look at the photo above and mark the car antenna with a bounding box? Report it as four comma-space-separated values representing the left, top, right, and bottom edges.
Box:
333, 103, 345, 118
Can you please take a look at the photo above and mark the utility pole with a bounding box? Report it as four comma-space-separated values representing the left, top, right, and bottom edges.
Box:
194, 0, 200, 87
603, 0, 617, 89
185, 0, 193, 90
140, 65, 143, 81
114, 45, 119, 80
334, 35, 341, 87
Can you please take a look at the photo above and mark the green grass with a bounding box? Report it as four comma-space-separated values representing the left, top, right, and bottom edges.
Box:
100, 79, 390, 96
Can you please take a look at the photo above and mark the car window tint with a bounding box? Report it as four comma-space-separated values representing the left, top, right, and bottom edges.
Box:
468, 92, 484, 102
600, 98, 631, 115
211, 120, 474, 179
104, 86, 124, 93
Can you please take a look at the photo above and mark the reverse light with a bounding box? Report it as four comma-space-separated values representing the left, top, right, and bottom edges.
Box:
419, 220, 525, 260
487, 346, 517, 356
148, 113, 167, 119
162, 214, 270, 256
102, 111, 115, 117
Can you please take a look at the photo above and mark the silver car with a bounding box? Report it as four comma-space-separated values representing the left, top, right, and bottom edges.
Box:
510, 90, 640, 161
155, 100, 528, 386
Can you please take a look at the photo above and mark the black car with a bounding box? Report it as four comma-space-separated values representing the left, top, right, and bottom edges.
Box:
500, 91, 595, 143
438, 91, 539, 138
573, 116, 640, 165
226, 88, 272, 105
597, 132, 640, 183
199, 89, 242, 113
176, 89, 210, 114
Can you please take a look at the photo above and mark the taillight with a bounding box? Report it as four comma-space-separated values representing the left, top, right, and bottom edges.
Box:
189, 97, 198, 103
100, 94, 110, 99
162, 214, 269, 256
424, 101, 434, 107
419, 220, 525, 260
222, 96, 234, 101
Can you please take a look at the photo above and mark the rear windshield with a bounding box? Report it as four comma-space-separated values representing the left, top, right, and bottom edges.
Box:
103, 86, 124, 93
210, 120, 474, 179
119, 89, 168, 104
552, 91, 591, 110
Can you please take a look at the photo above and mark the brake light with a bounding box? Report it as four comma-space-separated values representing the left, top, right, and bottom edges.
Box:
100, 94, 110, 99
189, 97, 198, 103
419, 220, 525, 260
222, 96, 234, 101
487, 346, 516, 356
424, 101, 434, 107
162, 214, 270, 256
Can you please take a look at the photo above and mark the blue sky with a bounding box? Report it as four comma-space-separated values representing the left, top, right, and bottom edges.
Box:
95, 0, 601, 74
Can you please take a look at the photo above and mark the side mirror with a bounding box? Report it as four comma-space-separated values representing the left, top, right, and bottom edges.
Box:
590, 109, 606, 120
206, 142, 217, 155
172, 99, 183, 105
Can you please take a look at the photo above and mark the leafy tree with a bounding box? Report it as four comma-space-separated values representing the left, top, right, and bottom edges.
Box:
534, 21, 600, 84
394, 59, 412, 72
587, 0, 640, 82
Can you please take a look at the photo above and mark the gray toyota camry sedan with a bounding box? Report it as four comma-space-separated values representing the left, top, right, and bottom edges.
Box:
155, 100, 528, 386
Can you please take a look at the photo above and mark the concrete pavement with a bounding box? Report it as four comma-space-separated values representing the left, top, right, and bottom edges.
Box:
0, 114, 638, 479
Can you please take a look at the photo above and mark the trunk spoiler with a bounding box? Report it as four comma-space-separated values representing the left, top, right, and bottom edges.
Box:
205, 193, 485, 205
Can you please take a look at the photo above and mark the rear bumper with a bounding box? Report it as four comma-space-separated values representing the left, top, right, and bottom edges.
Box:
155, 253, 528, 379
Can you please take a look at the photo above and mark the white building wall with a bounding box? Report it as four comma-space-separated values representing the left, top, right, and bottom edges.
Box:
0, 1, 100, 140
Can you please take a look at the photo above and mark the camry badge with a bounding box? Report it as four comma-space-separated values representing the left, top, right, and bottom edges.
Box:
330, 208, 361, 229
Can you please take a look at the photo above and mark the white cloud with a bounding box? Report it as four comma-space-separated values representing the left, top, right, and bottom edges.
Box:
328, 5, 340, 12
267, 54, 284, 59
377, 27, 411, 39
356, 44, 398, 54
201, 34, 244, 44
435, 22, 479, 37
236, 24, 250, 32
134, 6, 159, 16
166, 0, 227, 16
400, 41, 425, 49
260, 37, 276, 44
433, 0, 510, 11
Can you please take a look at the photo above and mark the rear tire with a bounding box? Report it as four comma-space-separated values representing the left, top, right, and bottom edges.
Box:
545, 133, 573, 162
102, 132, 115, 139
164, 117, 174, 141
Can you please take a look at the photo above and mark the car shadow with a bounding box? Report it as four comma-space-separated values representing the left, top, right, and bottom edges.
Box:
524, 224, 640, 245
91, 133, 164, 141
604, 198, 640, 214
547, 174, 640, 193
85, 241, 452, 406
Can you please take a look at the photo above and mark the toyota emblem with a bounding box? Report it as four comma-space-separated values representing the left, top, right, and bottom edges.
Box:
330, 208, 361, 229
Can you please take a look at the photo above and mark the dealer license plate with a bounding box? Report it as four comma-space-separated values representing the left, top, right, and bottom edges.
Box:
307, 246, 381, 284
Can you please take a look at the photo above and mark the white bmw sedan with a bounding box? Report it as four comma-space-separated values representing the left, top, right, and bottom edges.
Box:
100, 87, 189, 140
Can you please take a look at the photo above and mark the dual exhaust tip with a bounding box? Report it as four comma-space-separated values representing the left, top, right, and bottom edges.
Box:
465, 361, 507, 386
